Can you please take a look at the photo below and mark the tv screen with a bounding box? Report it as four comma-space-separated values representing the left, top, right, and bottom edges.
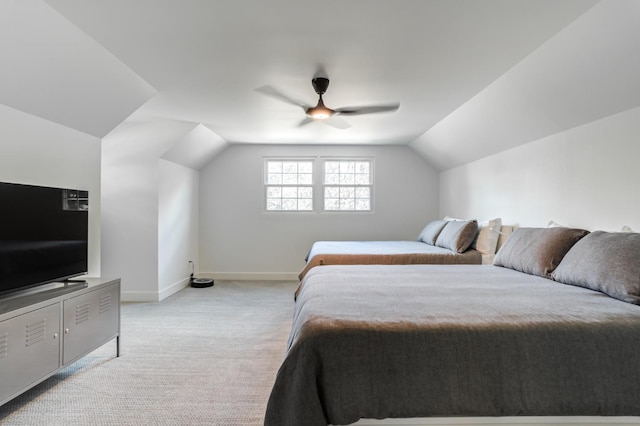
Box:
0, 181, 88, 295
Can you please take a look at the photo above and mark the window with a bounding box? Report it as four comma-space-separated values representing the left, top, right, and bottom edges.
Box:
264, 157, 374, 212
264, 159, 313, 211
323, 159, 372, 211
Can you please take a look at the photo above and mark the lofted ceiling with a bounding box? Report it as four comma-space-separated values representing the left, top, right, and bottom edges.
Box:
4, 1, 640, 170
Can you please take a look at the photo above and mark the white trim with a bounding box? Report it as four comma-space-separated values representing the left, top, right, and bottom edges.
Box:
159, 277, 190, 301
198, 272, 298, 281
120, 290, 160, 303
351, 416, 640, 426
121, 278, 190, 302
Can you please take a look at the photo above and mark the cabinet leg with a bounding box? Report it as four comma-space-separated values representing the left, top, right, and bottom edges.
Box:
116, 335, 120, 357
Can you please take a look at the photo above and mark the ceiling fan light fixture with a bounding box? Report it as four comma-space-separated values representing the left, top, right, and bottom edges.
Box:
309, 108, 332, 119
307, 96, 334, 119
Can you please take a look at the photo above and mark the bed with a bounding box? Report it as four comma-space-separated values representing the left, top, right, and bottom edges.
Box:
266, 228, 640, 426
299, 218, 505, 281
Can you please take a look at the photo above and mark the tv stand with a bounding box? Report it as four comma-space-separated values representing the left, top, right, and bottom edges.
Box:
0, 277, 120, 406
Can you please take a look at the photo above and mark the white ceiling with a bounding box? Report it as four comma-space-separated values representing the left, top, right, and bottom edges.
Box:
4, 0, 640, 170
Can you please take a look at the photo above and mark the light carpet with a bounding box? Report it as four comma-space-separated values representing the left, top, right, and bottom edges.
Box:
0, 280, 298, 426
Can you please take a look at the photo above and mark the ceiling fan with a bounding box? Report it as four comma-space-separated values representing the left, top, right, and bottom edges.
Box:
256, 77, 400, 129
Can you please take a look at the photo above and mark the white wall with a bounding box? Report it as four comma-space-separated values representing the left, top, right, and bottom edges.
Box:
199, 144, 439, 279
439, 106, 640, 232
158, 159, 199, 299
0, 104, 101, 276
101, 120, 198, 302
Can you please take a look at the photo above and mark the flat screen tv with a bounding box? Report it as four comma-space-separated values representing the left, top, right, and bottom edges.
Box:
0, 181, 88, 296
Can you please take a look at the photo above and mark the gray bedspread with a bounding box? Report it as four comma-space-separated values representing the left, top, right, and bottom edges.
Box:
299, 241, 482, 280
265, 264, 640, 426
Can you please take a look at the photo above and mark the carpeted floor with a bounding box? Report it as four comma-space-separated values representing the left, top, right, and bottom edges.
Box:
0, 280, 298, 426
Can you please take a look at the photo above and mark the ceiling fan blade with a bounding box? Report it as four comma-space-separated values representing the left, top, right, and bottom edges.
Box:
255, 85, 310, 109
298, 117, 314, 127
322, 115, 351, 129
335, 103, 400, 116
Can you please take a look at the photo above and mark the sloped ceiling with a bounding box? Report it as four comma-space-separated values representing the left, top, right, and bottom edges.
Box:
411, 0, 640, 170
0, 0, 155, 138
5, 1, 639, 170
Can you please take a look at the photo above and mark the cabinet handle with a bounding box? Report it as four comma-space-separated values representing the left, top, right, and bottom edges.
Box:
53, 333, 58, 339
64, 328, 70, 334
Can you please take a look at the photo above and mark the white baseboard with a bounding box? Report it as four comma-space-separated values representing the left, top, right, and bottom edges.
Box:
121, 273, 297, 302
122, 277, 190, 302
121, 291, 160, 303
351, 417, 640, 426
197, 272, 298, 281
158, 277, 190, 301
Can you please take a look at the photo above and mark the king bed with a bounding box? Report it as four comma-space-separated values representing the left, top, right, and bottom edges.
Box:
266, 228, 640, 426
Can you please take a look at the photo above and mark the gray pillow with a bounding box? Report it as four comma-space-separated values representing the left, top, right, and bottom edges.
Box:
417, 220, 448, 245
494, 227, 589, 278
552, 231, 640, 304
435, 220, 478, 253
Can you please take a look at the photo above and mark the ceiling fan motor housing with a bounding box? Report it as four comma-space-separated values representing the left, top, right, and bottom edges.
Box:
312, 77, 330, 95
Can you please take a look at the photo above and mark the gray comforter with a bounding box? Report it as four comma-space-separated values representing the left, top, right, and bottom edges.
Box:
265, 264, 640, 426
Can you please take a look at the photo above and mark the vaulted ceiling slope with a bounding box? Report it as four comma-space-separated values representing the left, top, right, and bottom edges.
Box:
411, 0, 640, 170
4, 1, 638, 171
0, 0, 155, 138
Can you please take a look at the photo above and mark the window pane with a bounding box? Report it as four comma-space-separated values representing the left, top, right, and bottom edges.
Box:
356, 187, 370, 198
340, 162, 355, 173
298, 187, 312, 198
268, 161, 282, 173
325, 199, 339, 210
298, 199, 313, 210
299, 173, 312, 184
282, 199, 297, 210
325, 173, 339, 184
325, 161, 339, 173
325, 187, 339, 198
282, 173, 297, 184
267, 187, 281, 198
339, 173, 354, 185
355, 173, 370, 185
340, 198, 355, 210
340, 187, 355, 199
356, 161, 369, 174
355, 199, 370, 210
282, 187, 297, 198
267, 173, 282, 184
266, 199, 281, 211
298, 162, 313, 173
283, 162, 298, 173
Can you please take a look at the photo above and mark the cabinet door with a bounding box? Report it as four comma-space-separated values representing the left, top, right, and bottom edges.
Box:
0, 303, 61, 404
63, 283, 119, 365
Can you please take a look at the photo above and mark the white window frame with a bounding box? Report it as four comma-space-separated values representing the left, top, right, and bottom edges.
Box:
321, 158, 374, 212
263, 158, 315, 212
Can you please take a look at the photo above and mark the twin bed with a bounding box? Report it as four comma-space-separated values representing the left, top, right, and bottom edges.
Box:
266, 225, 640, 426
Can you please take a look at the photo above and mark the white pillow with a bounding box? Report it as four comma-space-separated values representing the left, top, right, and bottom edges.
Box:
621, 225, 634, 232
547, 220, 566, 228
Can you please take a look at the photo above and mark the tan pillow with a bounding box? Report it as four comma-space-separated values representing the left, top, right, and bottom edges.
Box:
435, 220, 478, 253
472, 218, 502, 255
552, 231, 640, 304
493, 227, 589, 278
417, 220, 448, 245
